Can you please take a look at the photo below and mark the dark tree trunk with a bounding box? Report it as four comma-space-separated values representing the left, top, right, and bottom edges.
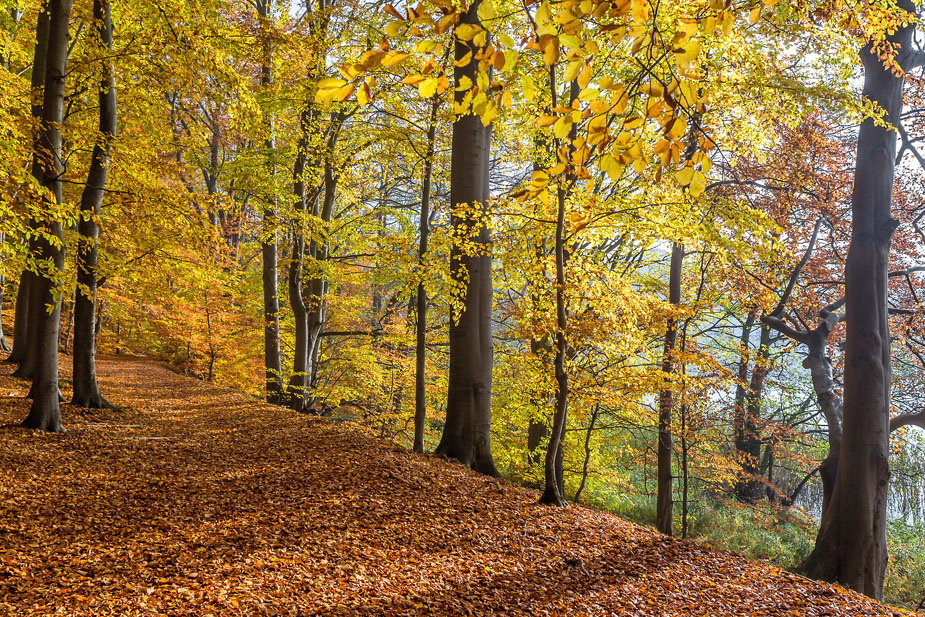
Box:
435, 0, 498, 476
303, 143, 338, 407
540, 77, 578, 507
0, 12, 18, 353
539, 175, 570, 507
573, 404, 599, 504
10, 3, 50, 371
72, 0, 115, 409
286, 110, 311, 412
413, 99, 439, 453
656, 242, 682, 535
21, 0, 73, 432
735, 322, 771, 503
802, 319, 844, 518
732, 310, 754, 496
257, 0, 282, 405
802, 6, 916, 598
8, 270, 33, 364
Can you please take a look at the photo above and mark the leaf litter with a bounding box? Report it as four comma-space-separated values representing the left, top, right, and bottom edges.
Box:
0, 355, 912, 616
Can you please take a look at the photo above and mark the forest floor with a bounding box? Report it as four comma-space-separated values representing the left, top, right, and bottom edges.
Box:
0, 354, 915, 616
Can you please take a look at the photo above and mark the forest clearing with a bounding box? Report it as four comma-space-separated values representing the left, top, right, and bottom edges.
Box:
0, 353, 913, 616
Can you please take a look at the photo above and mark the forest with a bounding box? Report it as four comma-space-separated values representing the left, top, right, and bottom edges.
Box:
3, 0, 925, 613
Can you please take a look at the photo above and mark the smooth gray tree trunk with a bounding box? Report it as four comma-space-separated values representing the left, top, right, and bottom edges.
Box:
802, 4, 916, 597
22, 0, 73, 432
435, 0, 498, 476
72, 0, 115, 409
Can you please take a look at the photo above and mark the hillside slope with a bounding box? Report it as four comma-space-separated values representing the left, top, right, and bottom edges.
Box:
0, 355, 911, 616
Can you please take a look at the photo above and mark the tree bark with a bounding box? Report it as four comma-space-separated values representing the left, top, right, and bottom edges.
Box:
21, 0, 73, 432
257, 0, 282, 405
10, 3, 50, 371
413, 99, 439, 452
539, 169, 570, 506
736, 322, 771, 503
540, 77, 579, 506
732, 310, 756, 500
286, 109, 311, 412
72, 0, 115, 409
656, 242, 682, 535
802, 6, 915, 598
435, 0, 498, 476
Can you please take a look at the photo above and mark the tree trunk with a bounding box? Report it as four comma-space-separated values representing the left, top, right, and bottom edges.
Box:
802, 6, 915, 598
732, 310, 755, 498
257, 0, 282, 405
0, 11, 18, 351
736, 322, 771, 503
539, 173, 570, 507
21, 0, 73, 432
72, 0, 115, 409
10, 3, 50, 371
656, 242, 682, 535
286, 110, 311, 412
803, 316, 844, 518
413, 99, 439, 452
435, 0, 498, 476
573, 404, 599, 504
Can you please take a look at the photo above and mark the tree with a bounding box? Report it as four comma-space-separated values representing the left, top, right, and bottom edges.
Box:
255, 0, 283, 405
21, 0, 74, 432
434, 0, 498, 476
803, 0, 924, 598
413, 97, 440, 452
72, 0, 117, 409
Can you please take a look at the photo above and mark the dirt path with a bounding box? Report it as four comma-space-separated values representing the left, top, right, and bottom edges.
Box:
0, 355, 909, 616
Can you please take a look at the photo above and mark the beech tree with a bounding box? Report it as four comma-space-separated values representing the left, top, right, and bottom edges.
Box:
434, 0, 498, 476
72, 0, 116, 409
803, 0, 925, 598
21, 0, 73, 431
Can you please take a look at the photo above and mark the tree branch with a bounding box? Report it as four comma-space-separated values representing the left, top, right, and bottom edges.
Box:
890, 411, 925, 432
761, 314, 810, 344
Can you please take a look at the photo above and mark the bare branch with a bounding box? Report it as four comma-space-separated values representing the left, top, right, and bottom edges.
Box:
761, 314, 810, 344
890, 411, 925, 432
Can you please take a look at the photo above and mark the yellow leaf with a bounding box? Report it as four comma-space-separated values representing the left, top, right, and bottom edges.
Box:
522, 75, 536, 101
436, 12, 458, 33
418, 78, 439, 98
454, 51, 473, 67
689, 170, 706, 196
600, 153, 623, 181
480, 100, 499, 126
539, 34, 559, 66
623, 116, 644, 130
548, 162, 566, 175
563, 60, 582, 83
553, 116, 572, 139
749, 6, 761, 24
456, 23, 482, 41
675, 165, 694, 185
335, 84, 354, 102
357, 83, 370, 106
381, 51, 410, 67
477, 0, 497, 22
578, 87, 599, 102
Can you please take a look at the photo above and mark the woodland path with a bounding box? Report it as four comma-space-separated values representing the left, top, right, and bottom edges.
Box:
0, 354, 911, 616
